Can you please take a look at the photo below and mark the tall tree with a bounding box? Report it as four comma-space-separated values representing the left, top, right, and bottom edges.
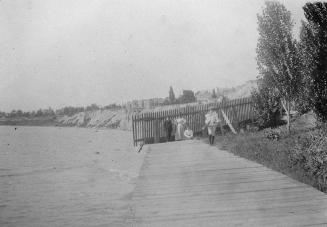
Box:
212, 89, 217, 99
178, 90, 196, 104
252, 79, 282, 129
300, 2, 327, 122
256, 1, 301, 132
169, 86, 176, 103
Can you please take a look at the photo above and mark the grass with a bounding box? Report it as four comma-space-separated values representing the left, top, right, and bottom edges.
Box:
215, 123, 327, 193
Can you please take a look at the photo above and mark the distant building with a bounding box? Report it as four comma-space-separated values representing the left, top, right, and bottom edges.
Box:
151, 98, 164, 108
124, 98, 165, 111
195, 90, 219, 104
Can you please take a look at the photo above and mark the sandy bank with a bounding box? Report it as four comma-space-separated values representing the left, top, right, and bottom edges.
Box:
0, 109, 133, 130
57, 109, 133, 130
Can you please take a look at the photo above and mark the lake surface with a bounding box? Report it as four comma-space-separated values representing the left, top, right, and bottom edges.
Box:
0, 126, 144, 227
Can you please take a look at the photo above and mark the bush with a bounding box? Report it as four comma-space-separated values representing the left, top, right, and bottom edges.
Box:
219, 126, 327, 192
291, 128, 327, 190
251, 86, 284, 129
294, 92, 311, 115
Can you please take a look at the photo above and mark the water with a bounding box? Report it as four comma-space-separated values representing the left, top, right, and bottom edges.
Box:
0, 126, 144, 227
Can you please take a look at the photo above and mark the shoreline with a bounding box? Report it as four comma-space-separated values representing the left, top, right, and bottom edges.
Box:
0, 118, 132, 131
0, 117, 58, 126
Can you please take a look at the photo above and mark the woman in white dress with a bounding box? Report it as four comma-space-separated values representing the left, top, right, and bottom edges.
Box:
174, 115, 187, 141
205, 107, 220, 145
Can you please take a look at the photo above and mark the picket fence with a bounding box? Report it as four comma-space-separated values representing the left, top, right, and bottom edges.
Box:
132, 97, 255, 146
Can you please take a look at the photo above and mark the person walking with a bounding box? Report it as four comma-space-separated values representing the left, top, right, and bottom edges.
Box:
205, 107, 220, 145
163, 117, 173, 142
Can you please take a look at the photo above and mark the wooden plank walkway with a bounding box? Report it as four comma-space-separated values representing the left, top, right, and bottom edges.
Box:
126, 140, 327, 226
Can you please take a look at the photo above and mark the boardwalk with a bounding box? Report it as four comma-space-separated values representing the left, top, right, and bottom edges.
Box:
127, 140, 327, 226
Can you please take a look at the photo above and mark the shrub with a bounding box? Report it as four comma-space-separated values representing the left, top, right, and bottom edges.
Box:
291, 128, 327, 190
294, 92, 311, 115
251, 85, 284, 129
220, 125, 327, 192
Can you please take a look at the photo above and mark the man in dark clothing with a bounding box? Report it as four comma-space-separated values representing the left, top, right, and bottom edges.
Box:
163, 117, 173, 142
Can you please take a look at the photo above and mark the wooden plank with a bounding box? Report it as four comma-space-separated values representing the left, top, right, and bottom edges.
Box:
144, 112, 151, 143
132, 115, 136, 146
138, 114, 141, 144
155, 112, 159, 142
127, 140, 327, 226
135, 114, 139, 145
153, 119, 158, 143
132, 115, 134, 145
145, 113, 148, 142
159, 111, 163, 138
232, 106, 239, 131
150, 113, 153, 140
141, 113, 145, 144
221, 109, 237, 134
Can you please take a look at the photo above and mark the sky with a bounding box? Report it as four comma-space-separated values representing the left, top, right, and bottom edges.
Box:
0, 0, 308, 111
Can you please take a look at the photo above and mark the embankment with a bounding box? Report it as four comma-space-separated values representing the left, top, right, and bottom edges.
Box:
57, 109, 132, 130
216, 111, 327, 193
0, 109, 133, 130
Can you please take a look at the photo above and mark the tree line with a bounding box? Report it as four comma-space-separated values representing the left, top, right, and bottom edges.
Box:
253, 1, 327, 131
0, 103, 122, 118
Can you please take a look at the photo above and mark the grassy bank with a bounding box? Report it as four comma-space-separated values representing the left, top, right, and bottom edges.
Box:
216, 123, 327, 193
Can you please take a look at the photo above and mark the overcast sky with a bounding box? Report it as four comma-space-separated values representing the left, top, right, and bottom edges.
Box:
0, 0, 308, 111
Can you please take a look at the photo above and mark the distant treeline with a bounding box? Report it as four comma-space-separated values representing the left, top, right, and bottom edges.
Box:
0, 103, 122, 118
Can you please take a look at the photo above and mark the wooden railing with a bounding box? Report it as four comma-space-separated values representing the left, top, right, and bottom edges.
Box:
132, 97, 255, 146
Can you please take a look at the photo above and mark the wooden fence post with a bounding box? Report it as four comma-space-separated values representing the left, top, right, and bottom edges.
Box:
153, 119, 159, 143
221, 109, 237, 134
132, 115, 136, 146
141, 113, 146, 144
232, 106, 239, 132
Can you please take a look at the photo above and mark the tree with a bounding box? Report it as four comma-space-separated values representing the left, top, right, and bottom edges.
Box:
168, 86, 176, 103
9, 110, 17, 118
295, 21, 315, 114
252, 79, 283, 129
46, 107, 55, 116
103, 103, 121, 110
212, 89, 217, 99
36, 109, 43, 117
162, 97, 171, 105
86, 104, 99, 112
177, 90, 196, 104
23, 111, 31, 118
299, 2, 327, 122
256, 1, 301, 132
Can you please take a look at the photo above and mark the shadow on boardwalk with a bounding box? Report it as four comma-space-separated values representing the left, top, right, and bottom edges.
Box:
126, 140, 327, 226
